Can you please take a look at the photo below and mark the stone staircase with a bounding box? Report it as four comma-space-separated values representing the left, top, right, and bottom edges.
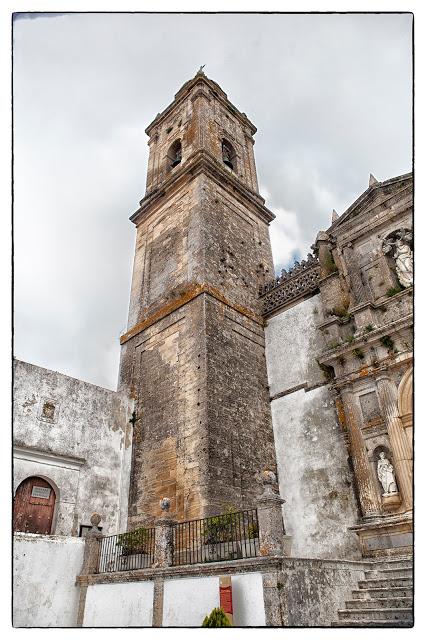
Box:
333, 558, 413, 627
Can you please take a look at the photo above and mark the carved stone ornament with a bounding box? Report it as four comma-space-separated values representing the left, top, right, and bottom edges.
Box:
377, 452, 398, 495
383, 229, 413, 289
260, 254, 320, 315
160, 497, 171, 512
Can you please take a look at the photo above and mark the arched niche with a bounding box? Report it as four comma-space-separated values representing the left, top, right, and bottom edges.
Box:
166, 139, 182, 170
222, 139, 237, 172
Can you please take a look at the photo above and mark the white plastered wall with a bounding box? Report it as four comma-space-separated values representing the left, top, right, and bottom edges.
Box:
13, 533, 85, 627
83, 582, 154, 627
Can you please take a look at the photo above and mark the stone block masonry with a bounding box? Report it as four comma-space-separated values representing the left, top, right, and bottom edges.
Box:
120, 70, 279, 526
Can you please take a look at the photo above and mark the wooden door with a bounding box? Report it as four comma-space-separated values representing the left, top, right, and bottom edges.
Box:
13, 477, 56, 535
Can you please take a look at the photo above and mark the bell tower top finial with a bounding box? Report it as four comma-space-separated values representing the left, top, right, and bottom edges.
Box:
197, 65, 206, 75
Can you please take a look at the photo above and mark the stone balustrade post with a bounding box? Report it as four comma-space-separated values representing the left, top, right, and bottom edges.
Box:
257, 471, 288, 557
153, 497, 176, 568
81, 513, 103, 575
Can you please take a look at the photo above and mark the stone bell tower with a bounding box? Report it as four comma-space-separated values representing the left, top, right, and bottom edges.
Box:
119, 70, 278, 528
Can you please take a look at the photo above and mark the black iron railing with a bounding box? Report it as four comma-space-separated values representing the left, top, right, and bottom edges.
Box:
98, 527, 155, 573
172, 508, 259, 566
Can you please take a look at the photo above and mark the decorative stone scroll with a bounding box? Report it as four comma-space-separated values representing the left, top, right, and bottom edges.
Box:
259, 254, 320, 316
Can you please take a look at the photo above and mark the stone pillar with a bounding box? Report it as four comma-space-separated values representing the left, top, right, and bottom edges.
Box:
81, 513, 103, 575
77, 513, 103, 628
257, 471, 287, 557
340, 388, 381, 518
376, 373, 413, 510
342, 244, 369, 305
152, 578, 165, 627
153, 497, 176, 568
262, 571, 286, 626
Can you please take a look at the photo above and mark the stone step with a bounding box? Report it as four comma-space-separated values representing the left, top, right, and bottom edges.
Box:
332, 619, 413, 628
338, 607, 413, 622
365, 567, 412, 580
359, 577, 412, 590
345, 597, 412, 610
371, 558, 413, 569
352, 587, 412, 600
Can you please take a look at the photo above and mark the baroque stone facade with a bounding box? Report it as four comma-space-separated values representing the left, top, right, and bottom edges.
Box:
264, 171, 413, 558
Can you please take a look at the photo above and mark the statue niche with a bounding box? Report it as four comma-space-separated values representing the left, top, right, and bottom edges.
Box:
382, 229, 413, 289
377, 451, 398, 496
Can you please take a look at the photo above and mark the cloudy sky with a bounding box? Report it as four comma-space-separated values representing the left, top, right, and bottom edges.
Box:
13, 12, 412, 390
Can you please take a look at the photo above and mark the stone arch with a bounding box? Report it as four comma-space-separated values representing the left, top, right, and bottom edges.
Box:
13, 476, 58, 535
166, 138, 182, 170
398, 366, 413, 456
221, 139, 237, 171
398, 366, 413, 418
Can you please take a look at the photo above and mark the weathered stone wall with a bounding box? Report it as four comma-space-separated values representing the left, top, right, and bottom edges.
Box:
13, 533, 85, 627
278, 558, 367, 626
265, 295, 360, 559
13, 359, 133, 535
205, 296, 277, 513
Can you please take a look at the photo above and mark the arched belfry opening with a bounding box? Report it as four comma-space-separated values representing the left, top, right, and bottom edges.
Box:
13, 476, 57, 535
167, 139, 182, 169
222, 139, 236, 171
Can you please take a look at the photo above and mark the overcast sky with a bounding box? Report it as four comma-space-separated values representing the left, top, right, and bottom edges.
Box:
13, 12, 412, 390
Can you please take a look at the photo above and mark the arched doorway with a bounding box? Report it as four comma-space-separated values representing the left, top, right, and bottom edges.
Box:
13, 476, 56, 535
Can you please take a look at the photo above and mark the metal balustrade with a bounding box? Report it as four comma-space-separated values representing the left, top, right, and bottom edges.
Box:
98, 527, 155, 573
172, 508, 259, 566
97, 508, 260, 573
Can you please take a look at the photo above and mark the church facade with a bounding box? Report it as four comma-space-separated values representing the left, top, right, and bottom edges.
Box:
13, 71, 413, 627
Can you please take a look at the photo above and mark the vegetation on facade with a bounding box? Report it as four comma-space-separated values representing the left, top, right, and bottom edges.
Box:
117, 527, 150, 555
380, 335, 395, 352
386, 285, 403, 297
202, 608, 232, 627
323, 254, 338, 276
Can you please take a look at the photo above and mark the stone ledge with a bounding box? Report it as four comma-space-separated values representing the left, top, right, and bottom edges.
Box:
76, 555, 374, 587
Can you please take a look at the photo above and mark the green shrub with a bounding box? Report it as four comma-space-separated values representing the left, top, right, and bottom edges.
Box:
202, 506, 239, 544
117, 527, 150, 555
380, 335, 395, 352
202, 608, 232, 627
323, 254, 338, 276
386, 285, 403, 297
352, 348, 364, 360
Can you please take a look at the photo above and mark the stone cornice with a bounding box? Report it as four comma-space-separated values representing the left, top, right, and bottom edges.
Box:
120, 283, 263, 345
130, 149, 274, 227
327, 173, 412, 235
13, 445, 86, 470
319, 313, 413, 368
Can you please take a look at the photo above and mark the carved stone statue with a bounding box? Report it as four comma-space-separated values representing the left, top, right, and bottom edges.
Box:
377, 452, 398, 495
383, 230, 413, 289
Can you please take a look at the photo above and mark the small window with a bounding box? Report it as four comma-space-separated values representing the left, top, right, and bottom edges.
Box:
167, 139, 182, 169
222, 139, 236, 171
